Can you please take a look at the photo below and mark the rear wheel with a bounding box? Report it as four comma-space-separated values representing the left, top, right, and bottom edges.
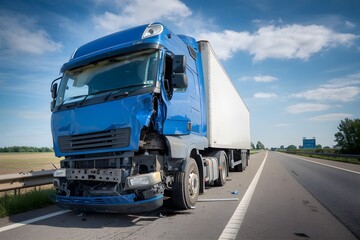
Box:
215, 151, 227, 186
234, 151, 246, 172
172, 158, 199, 209
234, 158, 245, 172
234, 162, 243, 172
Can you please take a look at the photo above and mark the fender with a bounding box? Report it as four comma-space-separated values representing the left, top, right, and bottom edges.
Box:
165, 135, 208, 159
165, 135, 207, 194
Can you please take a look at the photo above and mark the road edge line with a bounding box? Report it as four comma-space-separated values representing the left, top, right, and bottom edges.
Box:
279, 153, 360, 175
0, 210, 71, 233
218, 151, 268, 240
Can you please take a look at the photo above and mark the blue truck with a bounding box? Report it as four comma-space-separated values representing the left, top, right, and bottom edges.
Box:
51, 23, 250, 213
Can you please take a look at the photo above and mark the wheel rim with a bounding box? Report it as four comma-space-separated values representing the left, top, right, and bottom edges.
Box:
188, 171, 199, 197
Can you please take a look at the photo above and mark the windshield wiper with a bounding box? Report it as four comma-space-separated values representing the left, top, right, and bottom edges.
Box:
124, 83, 153, 89
78, 84, 145, 106
57, 94, 87, 110
104, 83, 153, 101
105, 91, 129, 101
77, 89, 117, 106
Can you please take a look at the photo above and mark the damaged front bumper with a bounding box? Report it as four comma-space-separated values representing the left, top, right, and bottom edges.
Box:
55, 193, 163, 214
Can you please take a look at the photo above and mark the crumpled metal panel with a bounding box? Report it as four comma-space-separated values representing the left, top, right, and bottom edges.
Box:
52, 94, 153, 157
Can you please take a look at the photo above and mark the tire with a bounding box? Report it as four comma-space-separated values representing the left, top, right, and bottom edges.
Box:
215, 151, 227, 186
172, 158, 199, 209
234, 162, 243, 172
235, 151, 247, 172
235, 159, 246, 172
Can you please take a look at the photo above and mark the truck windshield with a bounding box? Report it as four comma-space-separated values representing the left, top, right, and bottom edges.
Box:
56, 49, 160, 107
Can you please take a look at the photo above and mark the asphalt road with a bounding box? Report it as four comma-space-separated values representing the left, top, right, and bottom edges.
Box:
0, 151, 359, 239
277, 152, 360, 238
238, 152, 359, 240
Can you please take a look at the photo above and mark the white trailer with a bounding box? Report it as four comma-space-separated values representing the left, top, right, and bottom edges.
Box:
199, 41, 251, 150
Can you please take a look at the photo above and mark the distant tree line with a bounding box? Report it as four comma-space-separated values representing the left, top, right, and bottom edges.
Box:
0, 146, 53, 152
251, 141, 265, 150
275, 118, 359, 155
334, 118, 360, 154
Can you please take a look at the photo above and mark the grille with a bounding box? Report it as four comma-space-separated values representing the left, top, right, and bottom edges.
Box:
59, 128, 131, 153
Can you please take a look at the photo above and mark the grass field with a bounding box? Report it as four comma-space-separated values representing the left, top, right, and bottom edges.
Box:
0, 152, 63, 175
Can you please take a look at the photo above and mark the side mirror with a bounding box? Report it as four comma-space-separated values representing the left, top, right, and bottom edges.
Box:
51, 82, 58, 99
172, 55, 186, 73
50, 77, 61, 112
172, 73, 188, 88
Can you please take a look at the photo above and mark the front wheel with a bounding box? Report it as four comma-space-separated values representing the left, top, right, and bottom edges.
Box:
172, 158, 199, 209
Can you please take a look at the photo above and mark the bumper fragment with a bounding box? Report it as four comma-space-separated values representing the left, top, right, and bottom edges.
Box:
55, 194, 163, 213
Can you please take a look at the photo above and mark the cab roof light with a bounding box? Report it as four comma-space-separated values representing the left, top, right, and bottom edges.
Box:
142, 24, 164, 39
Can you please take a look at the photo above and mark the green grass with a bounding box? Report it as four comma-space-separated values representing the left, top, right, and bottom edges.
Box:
250, 149, 262, 154
0, 188, 56, 218
296, 153, 360, 165
283, 149, 360, 165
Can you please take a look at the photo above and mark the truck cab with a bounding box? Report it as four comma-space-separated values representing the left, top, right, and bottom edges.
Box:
51, 23, 250, 213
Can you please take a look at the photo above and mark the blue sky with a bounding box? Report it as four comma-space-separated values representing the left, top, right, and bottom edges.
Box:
0, 0, 359, 148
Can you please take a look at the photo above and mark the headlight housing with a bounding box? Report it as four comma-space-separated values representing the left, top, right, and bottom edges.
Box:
53, 169, 66, 177
125, 172, 161, 190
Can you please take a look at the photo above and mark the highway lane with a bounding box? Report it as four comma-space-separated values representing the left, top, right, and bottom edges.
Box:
238, 151, 357, 240
278, 152, 360, 238
0, 151, 358, 239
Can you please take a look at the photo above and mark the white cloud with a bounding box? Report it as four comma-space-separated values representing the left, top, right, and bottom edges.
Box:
254, 24, 357, 61
286, 103, 330, 114
292, 86, 359, 102
93, 0, 192, 33
93, 6, 358, 62
306, 113, 353, 122
198, 24, 358, 61
254, 75, 278, 82
198, 30, 252, 60
291, 73, 360, 103
0, 11, 62, 55
238, 76, 251, 81
345, 20, 356, 29
239, 74, 278, 82
321, 72, 360, 88
254, 92, 277, 98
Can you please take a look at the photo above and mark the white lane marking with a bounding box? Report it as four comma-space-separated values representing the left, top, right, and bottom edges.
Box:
218, 151, 268, 240
0, 210, 71, 233
198, 198, 239, 202
280, 153, 360, 175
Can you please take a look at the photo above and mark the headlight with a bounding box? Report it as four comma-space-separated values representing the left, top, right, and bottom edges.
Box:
126, 172, 161, 190
129, 176, 150, 186
53, 169, 66, 177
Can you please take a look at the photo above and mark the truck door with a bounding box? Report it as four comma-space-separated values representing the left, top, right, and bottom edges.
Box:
162, 54, 201, 135
188, 69, 201, 134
